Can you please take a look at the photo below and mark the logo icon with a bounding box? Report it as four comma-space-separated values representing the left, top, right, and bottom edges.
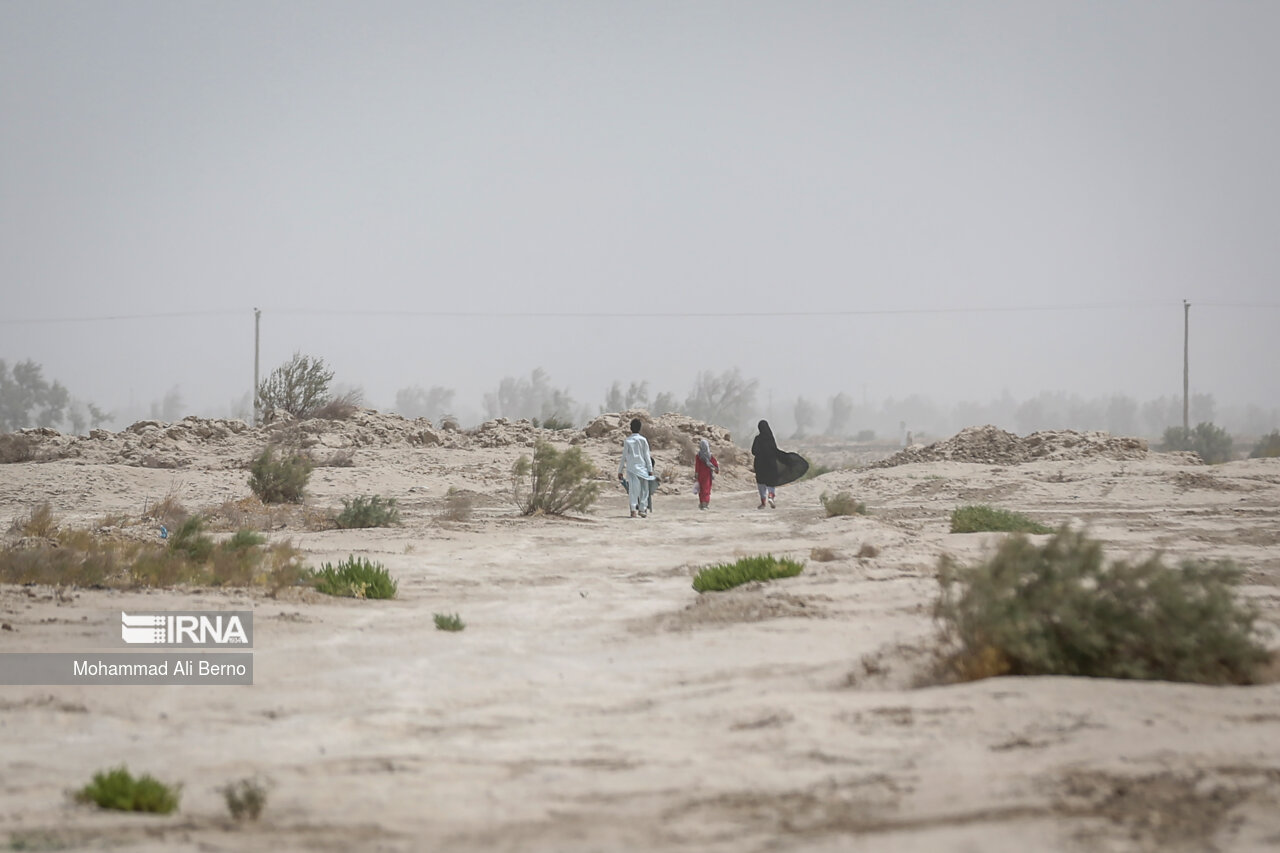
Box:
121, 612, 167, 644
120, 612, 251, 646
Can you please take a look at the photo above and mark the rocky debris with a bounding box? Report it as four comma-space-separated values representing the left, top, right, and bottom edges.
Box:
466, 418, 543, 449
873, 425, 1151, 468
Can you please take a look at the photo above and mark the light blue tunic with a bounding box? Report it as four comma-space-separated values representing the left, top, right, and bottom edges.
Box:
618, 433, 655, 511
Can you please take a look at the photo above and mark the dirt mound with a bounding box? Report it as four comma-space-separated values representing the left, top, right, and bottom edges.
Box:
873, 425, 1150, 468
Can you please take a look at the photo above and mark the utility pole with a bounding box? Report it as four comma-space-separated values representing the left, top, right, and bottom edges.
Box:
1182, 300, 1190, 434
253, 308, 261, 427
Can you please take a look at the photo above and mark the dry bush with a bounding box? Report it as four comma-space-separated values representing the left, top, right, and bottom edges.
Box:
857, 543, 880, 559
11, 502, 59, 537
810, 547, 842, 562
311, 391, 361, 421
440, 487, 474, 522
821, 491, 866, 517
143, 488, 189, 529
0, 433, 37, 464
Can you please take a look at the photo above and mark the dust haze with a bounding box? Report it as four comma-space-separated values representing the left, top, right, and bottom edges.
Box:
3, 2, 1277, 438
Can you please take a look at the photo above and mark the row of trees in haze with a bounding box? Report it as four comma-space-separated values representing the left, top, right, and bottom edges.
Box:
3, 356, 1278, 447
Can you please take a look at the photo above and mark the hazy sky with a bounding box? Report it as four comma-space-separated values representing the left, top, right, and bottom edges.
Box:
2, 1, 1277, 421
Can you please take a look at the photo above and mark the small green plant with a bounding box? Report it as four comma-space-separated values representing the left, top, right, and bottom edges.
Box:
820, 491, 866, 517
692, 554, 805, 592
74, 766, 181, 814
933, 528, 1271, 684
511, 440, 600, 516
248, 447, 313, 504
1250, 430, 1280, 459
310, 555, 398, 599
219, 777, 268, 821
434, 612, 465, 631
335, 495, 400, 529
1162, 422, 1235, 464
950, 505, 1051, 534
168, 516, 214, 562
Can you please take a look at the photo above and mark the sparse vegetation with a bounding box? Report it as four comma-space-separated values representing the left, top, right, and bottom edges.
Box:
950, 505, 1052, 534
10, 501, 58, 538
933, 528, 1270, 684
441, 487, 474, 522
168, 516, 215, 563
219, 778, 268, 821
434, 613, 465, 631
809, 547, 841, 562
857, 542, 880, 559
335, 495, 400, 529
74, 766, 181, 814
801, 464, 837, 480
0, 432, 37, 464
256, 352, 335, 420
309, 556, 398, 599
248, 447, 313, 504
1162, 422, 1235, 464
692, 555, 805, 592
311, 390, 362, 421
820, 491, 866, 517
511, 440, 600, 516
1250, 430, 1280, 459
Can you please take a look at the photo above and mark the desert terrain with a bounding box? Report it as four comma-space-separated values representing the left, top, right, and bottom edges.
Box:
2, 412, 1279, 852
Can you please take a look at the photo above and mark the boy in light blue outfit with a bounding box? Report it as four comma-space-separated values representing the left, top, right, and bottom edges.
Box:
617, 418, 656, 518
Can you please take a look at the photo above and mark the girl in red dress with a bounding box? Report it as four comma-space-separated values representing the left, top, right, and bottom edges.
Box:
694, 438, 719, 510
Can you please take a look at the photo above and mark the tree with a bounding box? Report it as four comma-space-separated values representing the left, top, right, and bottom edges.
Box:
603, 380, 649, 413
793, 396, 818, 438
826, 392, 853, 436
483, 368, 578, 424
683, 369, 757, 431
0, 359, 71, 431
651, 391, 680, 414
150, 385, 184, 422
256, 352, 335, 419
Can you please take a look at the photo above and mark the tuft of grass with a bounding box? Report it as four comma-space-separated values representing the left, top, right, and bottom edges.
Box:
219, 778, 268, 821
950, 504, 1052, 534
857, 542, 880, 560
11, 502, 58, 538
820, 491, 866, 517
809, 547, 841, 562
434, 612, 465, 631
801, 464, 837, 480
335, 495, 400, 529
309, 555, 398, 599
692, 554, 805, 592
933, 528, 1271, 684
74, 766, 180, 814
248, 447, 312, 504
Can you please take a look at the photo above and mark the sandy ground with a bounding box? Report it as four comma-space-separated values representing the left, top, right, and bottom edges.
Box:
2, 424, 1280, 852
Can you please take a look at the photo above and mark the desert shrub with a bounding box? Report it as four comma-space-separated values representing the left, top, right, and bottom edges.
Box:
310, 555, 397, 599
810, 547, 841, 562
219, 778, 268, 821
538, 415, 575, 431
248, 447, 313, 504
802, 464, 837, 480
441, 487, 474, 522
144, 491, 189, 529
74, 766, 180, 814
950, 505, 1052, 534
857, 543, 880, 559
855, 429, 877, 442
511, 440, 600, 516
0, 432, 36, 463
933, 528, 1270, 684
312, 389, 362, 421
434, 612, 465, 631
335, 495, 400, 529
168, 516, 214, 563
692, 555, 805, 592
1250, 430, 1280, 459
11, 501, 58, 537
256, 352, 335, 420
820, 491, 866, 517
226, 529, 267, 549
1162, 422, 1234, 464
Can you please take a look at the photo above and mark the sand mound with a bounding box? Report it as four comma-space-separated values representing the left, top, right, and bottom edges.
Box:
873, 425, 1151, 468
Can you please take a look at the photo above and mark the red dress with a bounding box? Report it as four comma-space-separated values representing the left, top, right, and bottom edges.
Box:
695, 454, 718, 503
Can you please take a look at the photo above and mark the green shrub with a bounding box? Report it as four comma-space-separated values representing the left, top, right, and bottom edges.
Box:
1162, 422, 1235, 464
335, 495, 400, 529
950, 505, 1052, 534
434, 612, 465, 631
692, 554, 805, 592
1250, 430, 1280, 459
441, 487, 474, 522
248, 447, 313, 504
933, 528, 1270, 684
537, 415, 575, 431
226, 529, 267, 549
219, 778, 268, 821
511, 440, 600, 516
820, 491, 866, 517
256, 351, 335, 420
74, 766, 181, 814
168, 516, 214, 563
310, 555, 398, 599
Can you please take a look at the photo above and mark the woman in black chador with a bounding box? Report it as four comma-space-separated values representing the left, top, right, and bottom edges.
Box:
750, 420, 809, 508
